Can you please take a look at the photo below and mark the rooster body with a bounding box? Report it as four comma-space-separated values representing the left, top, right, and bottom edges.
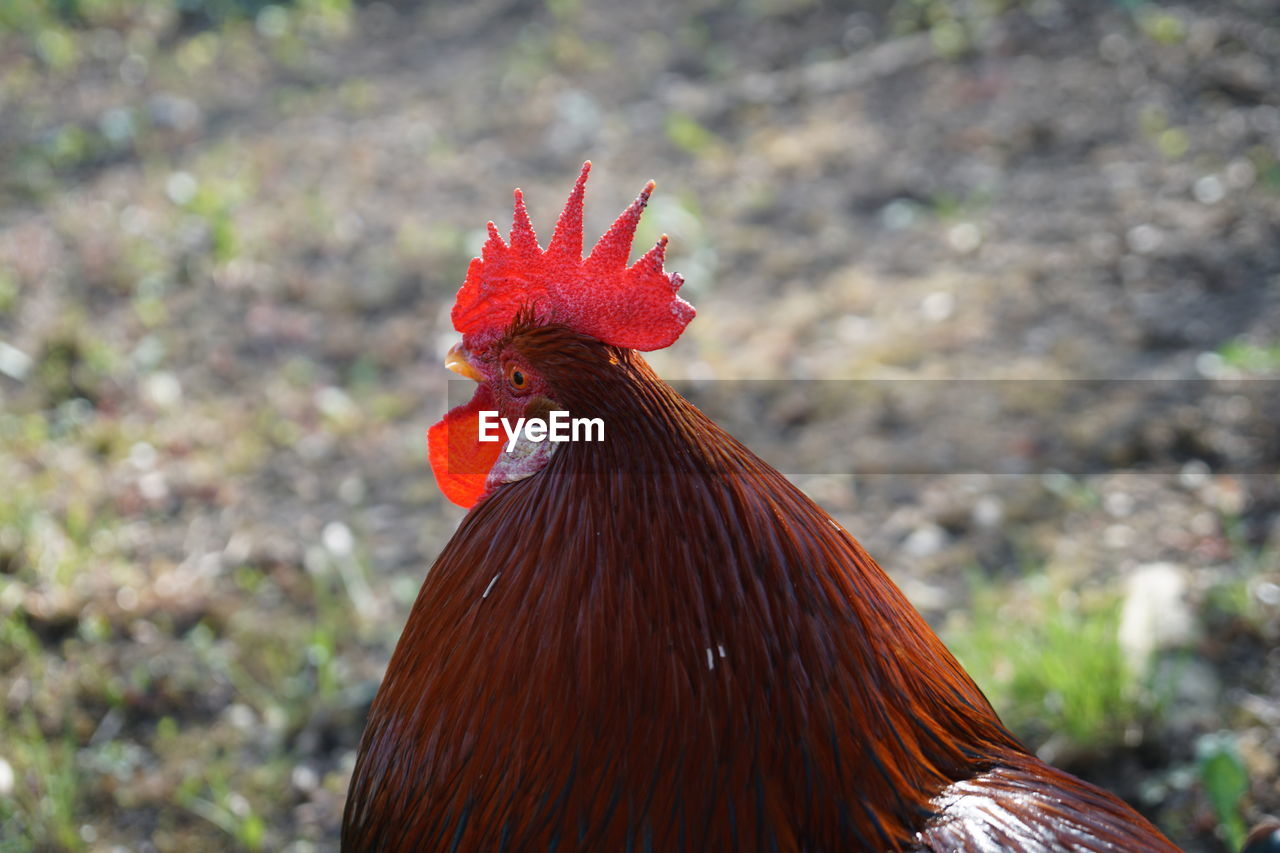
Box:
343, 168, 1178, 852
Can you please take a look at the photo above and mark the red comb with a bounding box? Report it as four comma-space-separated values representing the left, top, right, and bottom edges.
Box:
450, 162, 696, 351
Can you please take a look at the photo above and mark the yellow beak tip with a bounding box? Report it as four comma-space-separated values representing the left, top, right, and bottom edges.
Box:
445, 344, 484, 382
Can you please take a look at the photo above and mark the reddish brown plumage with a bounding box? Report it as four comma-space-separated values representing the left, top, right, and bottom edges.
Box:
343, 326, 1178, 851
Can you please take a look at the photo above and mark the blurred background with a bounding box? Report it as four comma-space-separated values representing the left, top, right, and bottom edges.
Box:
1, 0, 1278, 850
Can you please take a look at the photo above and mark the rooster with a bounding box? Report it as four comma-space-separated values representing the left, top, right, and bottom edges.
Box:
342, 163, 1178, 851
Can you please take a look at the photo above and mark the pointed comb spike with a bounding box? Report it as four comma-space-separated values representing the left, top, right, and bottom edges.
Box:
547, 161, 590, 259
509, 189, 540, 251
586, 179, 655, 271
632, 234, 668, 274
452, 167, 694, 353
480, 221, 505, 263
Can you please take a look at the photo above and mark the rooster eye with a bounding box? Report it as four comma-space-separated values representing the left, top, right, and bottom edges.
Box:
507, 365, 527, 390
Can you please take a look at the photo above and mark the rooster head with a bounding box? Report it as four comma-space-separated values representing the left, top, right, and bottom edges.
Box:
428, 162, 696, 508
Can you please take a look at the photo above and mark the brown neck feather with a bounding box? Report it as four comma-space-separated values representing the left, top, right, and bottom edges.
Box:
345, 329, 1023, 850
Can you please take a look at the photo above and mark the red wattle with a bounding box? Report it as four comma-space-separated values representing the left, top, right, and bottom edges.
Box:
428, 386, 504, 509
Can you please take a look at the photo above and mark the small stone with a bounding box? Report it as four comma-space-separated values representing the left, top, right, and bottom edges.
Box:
1126, 224, 1164, 254
920, 291, 955, 322
322, 521, 354, 557
946, 222, 982, 254
143, 371, 182, 409
227, 791, 252, 818
256, 5, 290, 39
98, 108, 135, 145
115, 585, 138, 611
292, 763, 319, 792
1256, 582, 1280, 606
1179, 458, 1211, 489
165, 172, 198, 206
1192, 175, 1225, 205
880, 199, 920, 230
1194, 351, 1225, 378
836, 315, 871, 343
0, 341, 32, 381
1118, 562, 1196, 675
1103, 491, 1134, 518
902, 523, 946, 557
971, 495, 1004, 528
139, 471, 169, 502
900, 578, 948, 610
225, 703, 257, 732
1224, 159, 1256, 189
315, 386, 356, 420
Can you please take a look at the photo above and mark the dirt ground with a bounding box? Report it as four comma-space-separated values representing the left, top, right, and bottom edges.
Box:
1, 0, 1278, 850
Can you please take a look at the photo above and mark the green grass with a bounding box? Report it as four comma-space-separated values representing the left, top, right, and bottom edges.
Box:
177, 765, 267, 852
0, 707, 84, 852
1217, 337, 1280, 375
0, 424, 97, 851
0, 338, 383, 848
944, 571, 1146, 750
888, 0, 1034, 58
0, 0, 351, 36
665, 112, 724, 160
1196, 732, 1249, 851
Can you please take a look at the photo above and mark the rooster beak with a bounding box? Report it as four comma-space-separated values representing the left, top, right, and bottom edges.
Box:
445, 342, 484, 382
